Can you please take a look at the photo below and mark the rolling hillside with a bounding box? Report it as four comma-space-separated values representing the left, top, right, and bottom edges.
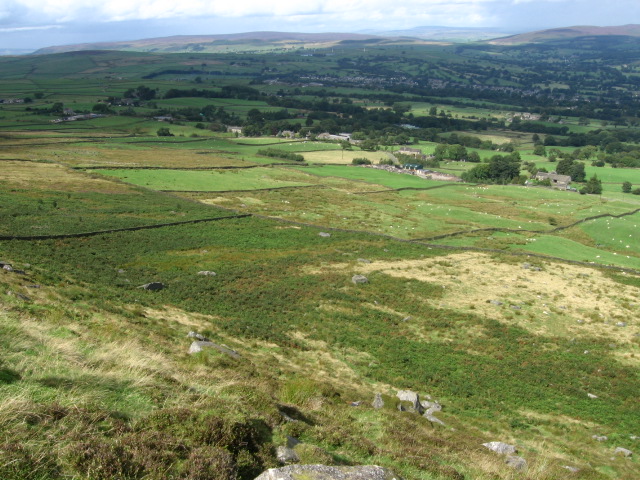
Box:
489, 24, 640, 45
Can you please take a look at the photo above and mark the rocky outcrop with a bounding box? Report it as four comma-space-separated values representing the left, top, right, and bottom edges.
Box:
505, 455, 527, 471
254, 465, 401, 480
188, 341, 241, 358
614, 447, 632, 457
482, 442, 517, 455
276, 446, 299, 464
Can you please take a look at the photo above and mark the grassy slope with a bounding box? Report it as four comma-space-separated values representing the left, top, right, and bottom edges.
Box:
1, 45, 640, 480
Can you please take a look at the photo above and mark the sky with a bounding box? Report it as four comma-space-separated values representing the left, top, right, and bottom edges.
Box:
1, 0, 639, 53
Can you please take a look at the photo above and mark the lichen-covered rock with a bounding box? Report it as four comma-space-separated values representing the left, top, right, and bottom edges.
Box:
188, 341, 241, 358
372, 393, 384, 409
276, 446, 299, 464
482, 442, 517, 455
396, 390, 418, 403
254, 465, 402, 480
505, 455, 527, 471
352, 275, 368, 284
614, 447, 632, 457
319, 232, 331, 238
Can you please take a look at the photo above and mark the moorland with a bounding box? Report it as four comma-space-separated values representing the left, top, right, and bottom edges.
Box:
0, 28, 639, 480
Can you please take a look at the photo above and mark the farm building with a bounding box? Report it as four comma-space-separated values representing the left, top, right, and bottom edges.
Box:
397, 147, 423, 157
534, 172, 572, 189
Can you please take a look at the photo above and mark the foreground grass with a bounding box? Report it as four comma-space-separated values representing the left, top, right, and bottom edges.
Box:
0, 212, 638, 479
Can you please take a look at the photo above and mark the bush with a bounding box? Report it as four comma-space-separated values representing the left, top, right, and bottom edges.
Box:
352, 157, 371, 165
257, 148, 304, 162
157, 127, 173, 137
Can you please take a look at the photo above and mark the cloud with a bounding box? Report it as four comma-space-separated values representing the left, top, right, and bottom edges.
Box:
1, 0, 639, 51
0, 24, 62, 32
4, 0, 498, 25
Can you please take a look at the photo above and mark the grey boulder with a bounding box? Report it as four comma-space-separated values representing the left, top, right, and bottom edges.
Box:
276, 446, 299, 464
505, 455, 527, 471
254, 465, 401, 480
352, 275, 368, 284
482, 442, 517, 455
188, 341, 241, 359
614, 447, 632, 457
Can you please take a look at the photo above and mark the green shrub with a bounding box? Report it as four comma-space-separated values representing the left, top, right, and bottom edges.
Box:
352, 157, 372, 165
257, 148, 304, 162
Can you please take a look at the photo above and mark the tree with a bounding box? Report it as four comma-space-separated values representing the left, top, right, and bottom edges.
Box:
50, 102, 64, 115
569, 162, 586, 182
622, 181, 632, 193
92, 103, 112, 114
467, 151, 481, 163
580, 175, 602, 195
156, 127, 173, 137
533, 145, 546, 156
447, 144, 467, 161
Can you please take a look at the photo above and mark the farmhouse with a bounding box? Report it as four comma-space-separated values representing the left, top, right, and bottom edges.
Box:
397, 146, 423, 157
534, 172, 572, 189
227, 126, 243, 135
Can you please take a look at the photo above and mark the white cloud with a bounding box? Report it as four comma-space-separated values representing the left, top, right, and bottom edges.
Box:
0, 24, 61, 32
5, 0, 498, 24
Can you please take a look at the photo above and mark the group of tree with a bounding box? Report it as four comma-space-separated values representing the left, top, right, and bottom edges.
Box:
460, 153, 522, 184
256, 148, 304, 162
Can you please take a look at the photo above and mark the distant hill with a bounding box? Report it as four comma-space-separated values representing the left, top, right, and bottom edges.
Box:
32, 32, 385, 55
362, 26, 517, 42
489, 24, 640, 45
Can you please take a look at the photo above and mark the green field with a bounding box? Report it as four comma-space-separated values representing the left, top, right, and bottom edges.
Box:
97, 167, 313, 191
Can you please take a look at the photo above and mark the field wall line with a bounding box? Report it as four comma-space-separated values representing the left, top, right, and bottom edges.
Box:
160, 184, 327, 194
414, 207, 640, 242
249, 213, 640, 275
0, 214, 251, 241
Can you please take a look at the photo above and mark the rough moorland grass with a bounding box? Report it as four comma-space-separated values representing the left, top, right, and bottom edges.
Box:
1, 217, 638, 479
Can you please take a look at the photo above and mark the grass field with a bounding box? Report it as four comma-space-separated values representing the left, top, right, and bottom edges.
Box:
97, 167, 314, 191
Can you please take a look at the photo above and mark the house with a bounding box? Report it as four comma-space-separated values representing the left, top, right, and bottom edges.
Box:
534, 172, 572, 189
396, 147, 423, 157
317, 132, 351, 142
277, 130, 296, 139
227, 126, 243, 135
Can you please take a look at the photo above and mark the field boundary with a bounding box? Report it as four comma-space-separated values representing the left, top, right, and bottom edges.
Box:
355, 183, 462, 194
249, 213, 640, 275
160, 184, 326, 194
414, 207, 640, 242
0, 214, 251, 241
